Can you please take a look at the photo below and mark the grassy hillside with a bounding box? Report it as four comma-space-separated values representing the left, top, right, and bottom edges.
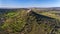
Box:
0, 8, 60, 34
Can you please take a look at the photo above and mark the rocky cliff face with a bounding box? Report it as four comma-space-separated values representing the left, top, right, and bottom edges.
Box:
20, 10, 60, 34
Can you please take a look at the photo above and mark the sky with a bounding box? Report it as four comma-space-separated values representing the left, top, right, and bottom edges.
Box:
0, 0, 60, 8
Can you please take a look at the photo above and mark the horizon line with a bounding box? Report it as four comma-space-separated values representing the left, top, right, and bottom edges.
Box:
0, 6, 60, 8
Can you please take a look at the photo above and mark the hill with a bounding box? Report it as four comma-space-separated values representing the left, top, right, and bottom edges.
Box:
0, 8, 60, 34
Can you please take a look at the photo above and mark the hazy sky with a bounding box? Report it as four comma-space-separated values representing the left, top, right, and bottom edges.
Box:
0, 0, 60, 8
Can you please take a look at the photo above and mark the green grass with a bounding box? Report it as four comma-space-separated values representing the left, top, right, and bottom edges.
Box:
1, 10, 27, 33
37, 12, 60, 21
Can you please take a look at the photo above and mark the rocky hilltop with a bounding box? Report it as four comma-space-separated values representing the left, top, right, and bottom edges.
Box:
0, 8, 60, 34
